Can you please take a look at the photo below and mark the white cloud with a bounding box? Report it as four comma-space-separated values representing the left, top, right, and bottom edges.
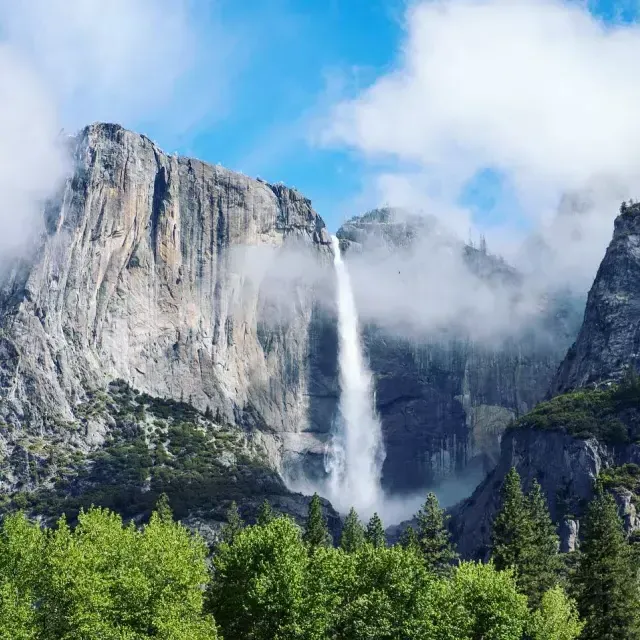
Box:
323, 0, 640, 290
0, 0, 231, 256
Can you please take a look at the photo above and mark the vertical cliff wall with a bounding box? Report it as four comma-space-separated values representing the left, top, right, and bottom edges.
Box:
0, 123, 334, 469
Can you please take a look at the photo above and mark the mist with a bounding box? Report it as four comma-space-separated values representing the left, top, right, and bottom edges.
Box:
322, 0, 640, 318
0, 0, 230, 258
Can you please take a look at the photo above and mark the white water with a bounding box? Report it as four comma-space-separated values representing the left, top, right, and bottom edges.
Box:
325, 235, 385, 516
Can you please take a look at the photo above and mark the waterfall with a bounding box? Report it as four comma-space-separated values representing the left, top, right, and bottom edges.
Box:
326, 235, 385, 516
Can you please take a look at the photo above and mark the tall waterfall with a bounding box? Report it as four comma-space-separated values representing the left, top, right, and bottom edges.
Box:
326, 235, 385, 516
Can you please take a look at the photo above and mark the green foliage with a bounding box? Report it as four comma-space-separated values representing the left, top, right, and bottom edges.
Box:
524, 480, 562, 607
303, 493, 332, 550
330, 543, 433, 639
428, 562, 530, 640
416, 492, 458, 575
399, 524, 420, 553
0, 507, 217, 639
220, 501, 244, 545
491, 467, 531, 572
365, 512, 386, 548
491, 469, 561, 606
574, 489, 640, 640
339, 507, 365, 553
15, 382, 282, 528
600, 463, 640, 494
256, 499, 274, 526
512, 378, 640, 444
208, 516, 307, 639
528, 585, 584, 640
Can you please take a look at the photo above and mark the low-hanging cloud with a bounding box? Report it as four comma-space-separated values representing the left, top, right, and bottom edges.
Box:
322, 0, 640, 297
0, 0, 232, 257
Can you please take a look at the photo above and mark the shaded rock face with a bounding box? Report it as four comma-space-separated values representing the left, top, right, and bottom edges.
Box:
0, 123, 334, 473
336, 209, 581, 493
553, 204, 640, 394
450, 428, 640, 558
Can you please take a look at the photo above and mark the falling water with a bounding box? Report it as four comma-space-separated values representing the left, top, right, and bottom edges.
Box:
326, 235, 385, 516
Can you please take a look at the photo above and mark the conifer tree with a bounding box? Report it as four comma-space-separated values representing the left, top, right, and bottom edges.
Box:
340, 508, 365, 553
491, 467, 532, 572
399, 525, 420, 553
303, 493, 332, 549
416, 492, 458, 574
220, 501, 244, 545
574, 489, 640, 640
524, 480, 561, 606
365, 513, 386, 548
257, 500, 274, 526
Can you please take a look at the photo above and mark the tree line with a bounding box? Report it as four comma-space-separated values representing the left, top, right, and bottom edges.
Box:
0, 468, 637, 639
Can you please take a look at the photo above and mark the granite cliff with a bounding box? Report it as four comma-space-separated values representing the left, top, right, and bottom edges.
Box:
0, 122, 341, 533
553, 202, 640, 394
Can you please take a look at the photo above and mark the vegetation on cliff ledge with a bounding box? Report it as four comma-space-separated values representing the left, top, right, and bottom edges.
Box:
1, 380, 281, 526
511, 371, 640, 444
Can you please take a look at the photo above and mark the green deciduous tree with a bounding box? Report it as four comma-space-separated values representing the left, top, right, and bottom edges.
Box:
40, 506, 217, 640
208, 516, 307, 640
574, 489, 640, 640
340, 507, 365, 553
303, 493, 332, 549
428, 562, 530, 640
528, 585, 584, 640
416, 492, 458, 575
365, 512, 386, 548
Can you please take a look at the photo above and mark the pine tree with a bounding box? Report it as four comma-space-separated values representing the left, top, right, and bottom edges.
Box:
220, 501, 244, 545
204, 405, 214, 420
574, 489, 640, 640
399, 525, 420, 553
491, 467, 532, 573
303, 493, 332, 549
416, 492, 458, 574
365, 513, 386, 548
523, 480, 561, 606
340, 508, 365, 553
257, 500, 275, 526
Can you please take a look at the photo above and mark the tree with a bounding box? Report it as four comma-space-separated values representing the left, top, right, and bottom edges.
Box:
491, 467, 531, 573
528, 585, 584, 640
365, 513, 386, 548
220, 501, 244, 545
340, 508, 365, 553
334, 544, 433, 639
39, 506, 217, 639
428, 562, 530, 640
399, 525, 420, 554
208, 516, 307, 640
574, 489, 640, 640
0, 513, 43, 640
256, 500, 275, 526
416, 492, 458, 574
524, 480, 561, 606
303, 493, 332, 549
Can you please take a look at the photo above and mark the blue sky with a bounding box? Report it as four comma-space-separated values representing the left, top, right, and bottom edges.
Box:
133, 0, 638, 233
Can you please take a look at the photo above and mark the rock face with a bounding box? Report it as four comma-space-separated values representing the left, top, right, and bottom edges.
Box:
336, 209, 582, 492
451, 428, 640, 558
553, 204, 640, 393
0, 123, 335, 475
